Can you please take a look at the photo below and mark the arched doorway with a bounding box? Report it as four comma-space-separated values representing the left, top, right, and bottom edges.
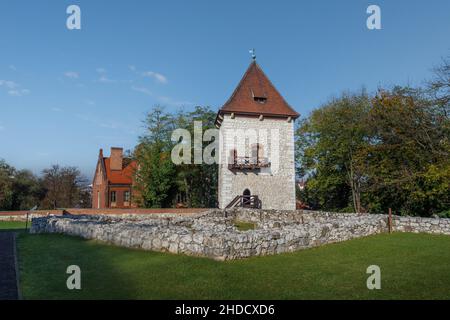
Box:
243, 189, 251, 207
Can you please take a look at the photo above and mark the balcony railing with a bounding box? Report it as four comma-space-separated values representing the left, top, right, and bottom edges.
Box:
225, 195, 262, 209
228, 157, 271, 170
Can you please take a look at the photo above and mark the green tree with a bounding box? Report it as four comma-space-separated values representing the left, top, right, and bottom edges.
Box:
362, 87, 450, 216
11, 169, 45, 210
0, 159, 15, 210
173, 106, 218, 208
134, 105, 218, 208
134, 106, 176, 208
296, 85, 450, 216
0, 159, 45, 210
296, 91, 371, 212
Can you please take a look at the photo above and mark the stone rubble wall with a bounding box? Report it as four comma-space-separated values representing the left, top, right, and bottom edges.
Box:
218, 116, 297, 211
30, 208, 450, 260
0, 208, 204, 221
393, 216, 450, 235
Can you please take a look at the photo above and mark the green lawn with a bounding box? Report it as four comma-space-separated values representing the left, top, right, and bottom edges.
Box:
234, 220, 256, 231
13, 229, 450, 300
0, 220, 27, 230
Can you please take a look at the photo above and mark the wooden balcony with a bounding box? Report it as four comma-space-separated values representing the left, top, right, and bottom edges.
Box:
228, 157, 271, 170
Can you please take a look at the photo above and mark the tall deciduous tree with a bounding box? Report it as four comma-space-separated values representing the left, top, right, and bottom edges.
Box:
428, 56, 450, 118
296, 91, 371, 213
0, 159, 45, 210
296, 84, 450, 216
173, 106, 218, 208
134, 105, 218, 208
134, 106, 176, 208
40, 165, 88, 209
362, 87, 450, 215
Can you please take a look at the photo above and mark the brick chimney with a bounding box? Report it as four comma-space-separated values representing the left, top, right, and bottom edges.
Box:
110, 147, 123, 170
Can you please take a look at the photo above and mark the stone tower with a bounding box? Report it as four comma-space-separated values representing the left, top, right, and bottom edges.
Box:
215, 61, 299, 210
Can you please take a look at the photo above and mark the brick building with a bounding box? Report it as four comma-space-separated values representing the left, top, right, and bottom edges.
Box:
91, 147, 137, 209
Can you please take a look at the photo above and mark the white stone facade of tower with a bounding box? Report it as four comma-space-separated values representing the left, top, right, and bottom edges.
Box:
218, 114, 296, 210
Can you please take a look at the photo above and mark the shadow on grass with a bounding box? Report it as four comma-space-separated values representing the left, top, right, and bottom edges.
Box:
16, 232, 450, 300
17, 232, 228, 299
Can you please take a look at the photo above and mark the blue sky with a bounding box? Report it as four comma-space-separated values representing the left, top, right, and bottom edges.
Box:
0, 0, 449, 178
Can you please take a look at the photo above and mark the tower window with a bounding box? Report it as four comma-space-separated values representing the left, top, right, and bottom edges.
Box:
253, 96, 267, 104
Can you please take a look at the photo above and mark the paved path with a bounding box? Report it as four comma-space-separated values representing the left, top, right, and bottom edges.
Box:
0, 232, 20, 300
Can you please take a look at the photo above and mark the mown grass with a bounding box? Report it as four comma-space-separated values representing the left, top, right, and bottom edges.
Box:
16, 232, 450, 300
234, 221, 256, 231
0, 221, 27, 230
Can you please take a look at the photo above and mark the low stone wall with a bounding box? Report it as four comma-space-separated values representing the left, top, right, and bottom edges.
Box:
0, 212, 58, 222
0, 208, 206, 221
394, 216, 450, 235
29, 209, 450, 260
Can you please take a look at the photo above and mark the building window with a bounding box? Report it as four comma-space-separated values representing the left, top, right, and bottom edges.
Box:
229, 149, 237, 164
111, 191, 117, 203
251, 143, 264, 162
253, 96, 267, 104
124, 191, 130, 202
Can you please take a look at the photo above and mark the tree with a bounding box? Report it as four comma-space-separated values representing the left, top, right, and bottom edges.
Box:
296, 85, 450, 216
40, 165, 87, 209
0, 160, 45, 210
428, 56, 450, 118
10, 169, 45, 210
173, 106, 218, 208
134, 106, 176, 208
362, 87, 450, 216
296, 91, 371, 213
134, 105, 219, 208
0, 160, 15, 210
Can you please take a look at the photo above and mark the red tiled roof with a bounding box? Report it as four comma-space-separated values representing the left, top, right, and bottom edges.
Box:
103, 157, 136, 185
217, 61, 299, 120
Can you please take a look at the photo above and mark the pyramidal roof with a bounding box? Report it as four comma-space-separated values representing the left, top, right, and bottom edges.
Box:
216, 61, 299, 126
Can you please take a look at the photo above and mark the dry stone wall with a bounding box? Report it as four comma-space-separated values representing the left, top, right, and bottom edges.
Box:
394, 216, 450, 235
30, 208, 450, 260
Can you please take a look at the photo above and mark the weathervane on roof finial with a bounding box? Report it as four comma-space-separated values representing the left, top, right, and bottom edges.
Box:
249, 48, 256, 61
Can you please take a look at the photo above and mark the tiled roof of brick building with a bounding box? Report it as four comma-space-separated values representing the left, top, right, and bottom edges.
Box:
103, 158, 136, 185
216, 61, 299, 126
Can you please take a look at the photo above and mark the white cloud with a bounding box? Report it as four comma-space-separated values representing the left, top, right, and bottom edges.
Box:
131, 86, 152, 96
64, 71, 79, 79
0, 80, 18, 89
10, 89, 30, 96
142, 71, 168, 84
129, 66, 168, 84
8, 89, 30, 96
0, 79, 30, 96
96, 68, 106, 74
98, 75, 116, 83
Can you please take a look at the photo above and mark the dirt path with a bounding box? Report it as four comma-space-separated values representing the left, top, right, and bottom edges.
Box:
0, 232, 20, 300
